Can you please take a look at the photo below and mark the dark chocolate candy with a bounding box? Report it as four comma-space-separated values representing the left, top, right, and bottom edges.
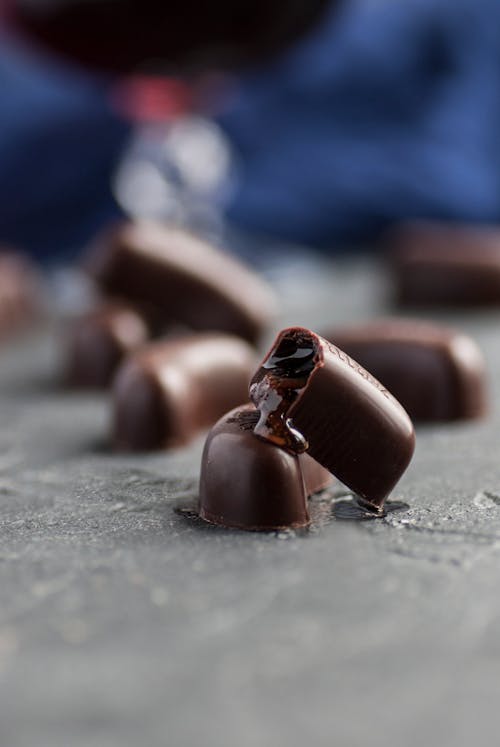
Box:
65, 303, 149, 388
112, 333, 257, 451
85, 221, 276, 345
201, 403, 331, 508
387, 222, 500, 306
250, 327, 415, 512
199, 405, 330, 531
322, 319, 487, 422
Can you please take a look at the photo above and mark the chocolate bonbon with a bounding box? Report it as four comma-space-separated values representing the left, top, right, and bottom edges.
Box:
112, 333, 257, 450
387, 222, 500, 306
322, 319, 487, 422
250, 327, 415, 512
199, 406, 331, 531
0, 252, 41, 338
85, 221, 276, 345
65, 303, 149, 388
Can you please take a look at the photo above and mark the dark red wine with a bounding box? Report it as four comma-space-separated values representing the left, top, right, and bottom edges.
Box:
12, 0, 331, 73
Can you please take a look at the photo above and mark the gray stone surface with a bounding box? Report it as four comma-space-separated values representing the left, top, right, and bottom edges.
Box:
1, 257, 500, 747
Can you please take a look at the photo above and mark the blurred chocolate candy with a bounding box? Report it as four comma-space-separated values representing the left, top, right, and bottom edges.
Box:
250, 327, 415, 513
322, 319, 487, 422
388, 222, 500, 307
65, 302, 149, 388
86, 221, 276, 345
112, 333, 257, 450
0, 252, 42, 338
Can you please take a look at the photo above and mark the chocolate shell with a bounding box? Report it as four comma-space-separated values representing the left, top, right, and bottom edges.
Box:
250, 327, 416, 512
322, 319, 487, 422
199, 406, 315, 531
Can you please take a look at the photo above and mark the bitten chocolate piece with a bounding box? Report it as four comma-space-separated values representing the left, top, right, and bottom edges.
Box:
322, 319, 487, 422
85, 221, 276, 345
199, 406, 330, 531
0, 252, 41, 337
65, 303, 149, 388
250, 328, 415, 512
112, 333, 257, 450
388, 222, 500, 306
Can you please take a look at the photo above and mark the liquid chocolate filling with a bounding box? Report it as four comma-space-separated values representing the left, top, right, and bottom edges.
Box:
250, 330, 320, 453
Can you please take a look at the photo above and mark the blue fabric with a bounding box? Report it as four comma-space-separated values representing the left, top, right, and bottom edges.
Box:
0, 36, 129, 262
218, 0, 500, 247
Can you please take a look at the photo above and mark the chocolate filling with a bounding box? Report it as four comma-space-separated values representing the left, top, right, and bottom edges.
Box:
250, 331, 320, 452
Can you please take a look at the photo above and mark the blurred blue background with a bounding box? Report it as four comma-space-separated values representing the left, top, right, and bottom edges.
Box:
1, 0, 500, 261
0, 34, 128, 262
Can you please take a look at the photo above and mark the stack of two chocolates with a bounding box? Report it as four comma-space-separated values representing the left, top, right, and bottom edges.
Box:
199, 327, 417, 531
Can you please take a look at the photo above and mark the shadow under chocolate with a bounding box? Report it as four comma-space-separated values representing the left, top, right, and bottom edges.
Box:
175, 491, 409, 534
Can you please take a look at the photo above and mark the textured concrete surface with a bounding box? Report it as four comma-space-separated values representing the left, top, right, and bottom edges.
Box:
1, 257, 500, 747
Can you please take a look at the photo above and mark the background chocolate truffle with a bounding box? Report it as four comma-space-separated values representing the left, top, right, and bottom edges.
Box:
85, 221, 277, 345
387, 222, 500, 307
322, 319, 487, 422
112, 333, 258, 451
0, 252, 42, 339
65, 302, 149, 389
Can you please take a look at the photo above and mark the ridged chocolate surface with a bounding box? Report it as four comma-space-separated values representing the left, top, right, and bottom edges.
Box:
112, 333, 257, 451
323, 319, 487, 422
252, 328, 416, 510
86, 221, 276, 345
